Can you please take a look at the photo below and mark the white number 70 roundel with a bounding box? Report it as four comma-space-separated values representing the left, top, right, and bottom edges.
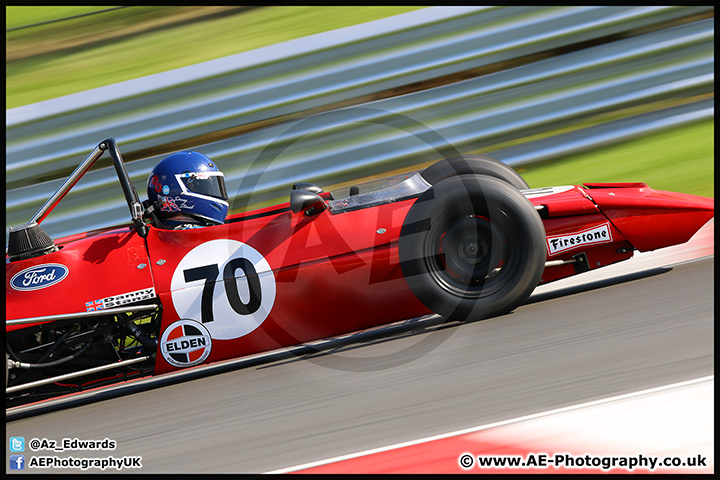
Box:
170, 239, 276, 340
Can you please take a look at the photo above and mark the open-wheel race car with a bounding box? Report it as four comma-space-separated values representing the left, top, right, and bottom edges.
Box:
6, 138, 714, 403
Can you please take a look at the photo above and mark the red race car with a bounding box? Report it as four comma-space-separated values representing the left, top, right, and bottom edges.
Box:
5, 138, 713, 402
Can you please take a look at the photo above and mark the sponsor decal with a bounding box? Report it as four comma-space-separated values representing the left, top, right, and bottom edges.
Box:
160, 319, 212, 367
173, 196, 195, 210
10, 264, 69, 291
159, 196, 181, 213
149, 175, 163, 194
86, 288, 156, 312
162, 185, 170, 195
181, 171, 210, 180
159, 196, 195, 212
171, 239, 276, 340
547, 222, 613, 256
86, 301, 105, 312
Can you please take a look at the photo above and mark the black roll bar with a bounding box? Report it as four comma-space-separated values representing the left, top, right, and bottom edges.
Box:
103, 138, 148, 237
28, 138, 148, 238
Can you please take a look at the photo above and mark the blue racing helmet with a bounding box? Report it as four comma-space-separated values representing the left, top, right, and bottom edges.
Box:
147, 151, 228, 226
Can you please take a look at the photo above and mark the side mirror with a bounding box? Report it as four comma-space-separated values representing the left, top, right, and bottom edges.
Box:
290, 190, 326, 216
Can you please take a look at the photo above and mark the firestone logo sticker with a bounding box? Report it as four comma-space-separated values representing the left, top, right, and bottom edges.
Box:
547, 223, 613, 256
10, 264, 69, 291
160, 319, 212, 368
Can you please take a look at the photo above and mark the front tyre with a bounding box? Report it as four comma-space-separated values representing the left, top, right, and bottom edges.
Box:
420, 154, 529, 190
399, 175, 545, 321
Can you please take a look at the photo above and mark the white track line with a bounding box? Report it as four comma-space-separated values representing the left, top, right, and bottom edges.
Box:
267, 375, 714, 474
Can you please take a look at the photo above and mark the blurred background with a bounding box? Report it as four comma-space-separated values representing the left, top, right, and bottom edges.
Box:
6, 6, 714, 242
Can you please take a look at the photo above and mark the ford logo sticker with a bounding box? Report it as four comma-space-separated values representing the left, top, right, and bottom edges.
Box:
10, 264, 69, 291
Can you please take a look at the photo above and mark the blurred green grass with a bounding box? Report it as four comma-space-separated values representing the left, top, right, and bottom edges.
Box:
6, 6, 422, 108
239, 119, 713, 215
6, 6, 122, 29
517, 119, 713, 198
6, 6, 714, 202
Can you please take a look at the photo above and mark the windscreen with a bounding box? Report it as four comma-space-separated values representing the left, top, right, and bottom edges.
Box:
327, 172, 430, 213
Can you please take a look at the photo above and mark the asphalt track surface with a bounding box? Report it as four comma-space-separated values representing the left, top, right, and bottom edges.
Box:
6, 251, 713, 473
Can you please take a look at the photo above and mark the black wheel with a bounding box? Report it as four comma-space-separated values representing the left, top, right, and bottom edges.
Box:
399, 175, 545, 321
420, 154, 529, 190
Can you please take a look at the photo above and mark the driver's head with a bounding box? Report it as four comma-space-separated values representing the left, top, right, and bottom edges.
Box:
147, 151, 228, 228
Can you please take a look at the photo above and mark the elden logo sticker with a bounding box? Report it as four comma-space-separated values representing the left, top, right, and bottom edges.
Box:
547, 223, 612, 256
160, 320, 212, 368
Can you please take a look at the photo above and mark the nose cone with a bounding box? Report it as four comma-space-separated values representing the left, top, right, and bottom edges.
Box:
584, 183, 714, 252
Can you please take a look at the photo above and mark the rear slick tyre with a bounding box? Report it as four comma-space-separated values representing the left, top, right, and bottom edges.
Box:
399, 175, 545, 321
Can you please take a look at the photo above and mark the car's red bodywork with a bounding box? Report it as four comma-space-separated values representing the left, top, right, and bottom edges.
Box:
7, 183, 712, 373
5, 141, 713, 396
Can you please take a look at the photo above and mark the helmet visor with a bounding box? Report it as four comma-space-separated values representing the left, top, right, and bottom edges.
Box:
178, 171, 228, 201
